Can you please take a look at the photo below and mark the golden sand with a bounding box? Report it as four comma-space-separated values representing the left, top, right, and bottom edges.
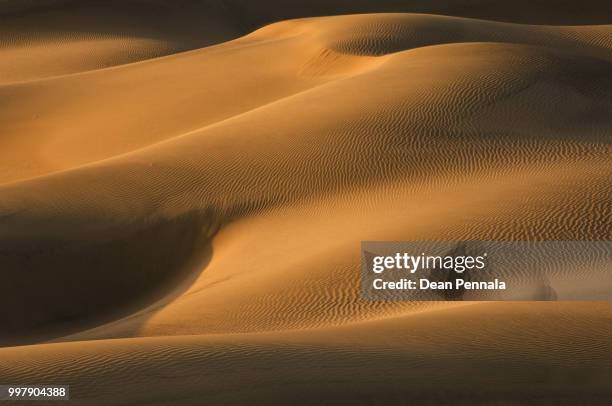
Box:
0, 1, 611, 404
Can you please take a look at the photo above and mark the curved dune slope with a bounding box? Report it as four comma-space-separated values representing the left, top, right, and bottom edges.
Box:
2, 303, 612, 405
0, 8, 611, 405
2, 14, 612, 183
3, 0, 612, 85
2, 34, 611, 338
0, 0, 245, 84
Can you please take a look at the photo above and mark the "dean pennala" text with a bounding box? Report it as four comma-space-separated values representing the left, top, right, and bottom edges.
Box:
373, 278, 506, 290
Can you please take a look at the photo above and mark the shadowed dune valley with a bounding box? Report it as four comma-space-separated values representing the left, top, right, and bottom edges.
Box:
1, 0, 612, 405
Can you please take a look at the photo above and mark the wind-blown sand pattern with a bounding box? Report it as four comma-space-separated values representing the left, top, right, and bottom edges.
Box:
0, 1, 611, 404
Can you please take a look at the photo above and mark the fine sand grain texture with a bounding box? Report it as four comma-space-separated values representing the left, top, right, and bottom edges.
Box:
0, 1, 611, 404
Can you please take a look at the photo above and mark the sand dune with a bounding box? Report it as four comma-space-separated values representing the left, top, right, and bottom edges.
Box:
0, 0, 245, 84
2, 14, 612, 183
3, 0, 612, 84
2, 302, 612, 404
0, 1, 611, 404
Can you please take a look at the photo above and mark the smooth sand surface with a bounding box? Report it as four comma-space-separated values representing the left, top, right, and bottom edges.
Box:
0, 1, 611, 404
